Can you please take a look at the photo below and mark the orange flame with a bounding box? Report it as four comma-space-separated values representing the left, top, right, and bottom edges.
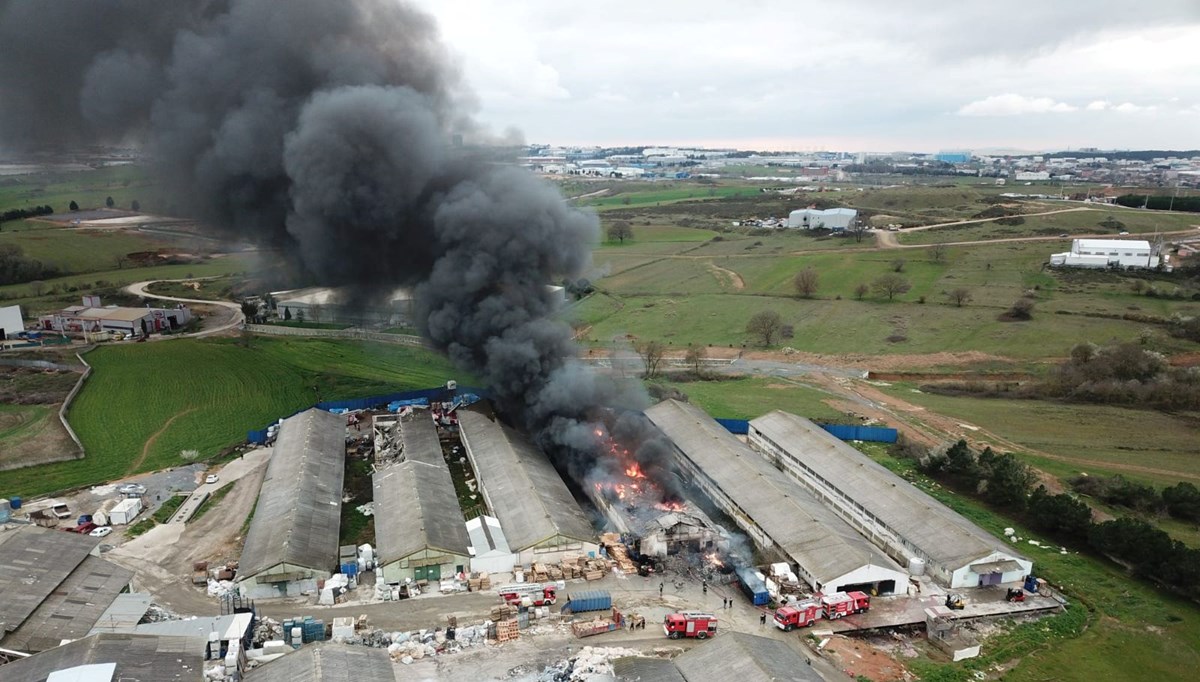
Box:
625, 463, 646, 479
705, 552, 724, 568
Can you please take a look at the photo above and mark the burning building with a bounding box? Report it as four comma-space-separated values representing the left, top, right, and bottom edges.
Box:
645, 400, 909, 595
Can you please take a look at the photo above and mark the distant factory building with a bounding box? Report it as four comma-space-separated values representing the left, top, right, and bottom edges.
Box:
0, 304, 23, 340
274, 286, 414, 326
38, 296, 191, 338
458, 411, 598, 564
1015, 171, 1051, 181
0, 527, 133, 654
237, 408, 346, 599
645, 400, 908, 595
748, 411, 1032, 588
935, 150, 973, 164
373, 413, 471, 583
1050, 239, 1160, 269
786, 207, 857, 230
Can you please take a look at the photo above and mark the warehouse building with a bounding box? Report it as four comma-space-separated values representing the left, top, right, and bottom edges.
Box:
374, 414, 471, 583
466, 515, 517, 574
0, 304, 23, 340
274, 286, 414, 327
748, 411, 1032, 588
0, 633, 205, 682
613, 632, 823, 682
238, 409, 346, 599
458, 411, 598, 565
786, 207, 857, 230
247, 642, 395, 682
1050, 238, 1160, 269
0, 526, 134, 654
645, 400, 908, 595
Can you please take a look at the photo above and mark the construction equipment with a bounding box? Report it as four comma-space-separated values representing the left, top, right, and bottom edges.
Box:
571, 608, 625, 638
944, 593, 966, 610
773, 600, 820, 631
192, 561, 209, 586
1005, 588, 1026, 603
663, 612, 718, 640
821, 591, 871, 620
497, 583, 557, 607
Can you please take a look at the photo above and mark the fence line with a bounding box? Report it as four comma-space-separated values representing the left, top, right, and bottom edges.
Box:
58, 348, 96, 456
715, 418, 898, 443
0, 357, 84, 371
244, 324, 427, 347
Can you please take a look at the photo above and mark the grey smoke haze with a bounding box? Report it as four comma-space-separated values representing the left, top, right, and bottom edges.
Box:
0, 0, 675, 491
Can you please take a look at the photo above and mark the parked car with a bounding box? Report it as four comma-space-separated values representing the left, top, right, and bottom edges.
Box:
205, 474, 219, 484
89, 526, 113, 538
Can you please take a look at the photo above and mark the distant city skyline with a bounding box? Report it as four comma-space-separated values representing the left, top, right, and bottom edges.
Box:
412, 0, 1200, 152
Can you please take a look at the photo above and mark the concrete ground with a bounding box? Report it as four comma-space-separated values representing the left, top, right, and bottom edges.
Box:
168, 447, 271, 523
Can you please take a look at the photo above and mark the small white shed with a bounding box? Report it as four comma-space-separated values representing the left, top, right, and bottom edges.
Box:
465, 515, 517, 574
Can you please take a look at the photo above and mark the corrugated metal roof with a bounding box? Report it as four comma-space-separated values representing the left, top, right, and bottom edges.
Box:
2, 556, 133, 653
749, 410, 1027, 571
134, 613, 253, 643
374, 459, 471, 564
0, 634, 205, 682
458, 411, 595, 551
397, 412, 444, 466
1076, 238, 1150, 250
0, 526, 100, 634
239, 408, 346, 578
674, 632, 822, 682
612, 656, 687, 682
466, 515, 511, 555
246, 643, 394, 682
75, 307, 152, 322
644, 400, 905, 589
87, 593, 153, 636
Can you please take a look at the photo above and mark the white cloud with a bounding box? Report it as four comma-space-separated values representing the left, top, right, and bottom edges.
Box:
957, 94, 1078, 116
1086, 100, 1110, 111
1114, 102, 1153, 113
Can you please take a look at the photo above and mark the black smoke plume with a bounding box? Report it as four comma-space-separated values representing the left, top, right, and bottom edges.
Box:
0, 0, 678, 491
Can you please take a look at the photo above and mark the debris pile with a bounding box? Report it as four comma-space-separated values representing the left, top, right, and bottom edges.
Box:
206, 579, 236, 598
536, 646, 645, 682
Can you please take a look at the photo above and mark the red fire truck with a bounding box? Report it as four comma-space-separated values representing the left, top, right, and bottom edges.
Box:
663, 612, 718, 639
497, 583, 557, 607
820, 591, 871, 620
773, 600, 820, 631
773, 591, 871, 630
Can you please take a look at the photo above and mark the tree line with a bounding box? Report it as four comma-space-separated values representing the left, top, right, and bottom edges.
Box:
0, 204, 54, 228
1114, 194, 1200, 213
900, 438, 1200, 599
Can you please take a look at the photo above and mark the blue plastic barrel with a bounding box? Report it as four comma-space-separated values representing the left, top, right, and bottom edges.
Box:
9, 496, 21, 510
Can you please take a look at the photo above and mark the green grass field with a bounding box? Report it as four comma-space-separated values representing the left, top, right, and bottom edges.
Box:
0, 165, 161, 215
898, 207, 1200, 245
877, 385, 1200, 486
0, 227, 174, 274
0, 336, 466, 498
577, 183, 763, 211
862, 444, 1200, 682
652, 376, 847, 423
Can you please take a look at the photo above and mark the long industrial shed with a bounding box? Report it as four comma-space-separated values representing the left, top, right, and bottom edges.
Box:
458, 411, 598, 565
748, 410, 1032, 588
374, 413, 471, 583
645, 400, 908, 595
238, 408, 346, 599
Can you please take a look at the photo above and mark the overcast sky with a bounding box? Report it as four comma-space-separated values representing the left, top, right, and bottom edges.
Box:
411, 0, 1200, 152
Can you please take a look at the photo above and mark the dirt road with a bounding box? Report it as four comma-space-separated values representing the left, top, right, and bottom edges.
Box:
124, 279, 244, 337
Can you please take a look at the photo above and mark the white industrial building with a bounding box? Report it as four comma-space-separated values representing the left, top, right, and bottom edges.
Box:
38, 297, 192, 338
458, 411, 598, 565
373, 413, 471, 584
274, 286, 414, 326
645, 400, 909, 595
465, 515, 517, 574
0, 304, 23, 340
1014, 171, 1051, 181
237, 409, 346, 599
1050, 238, 1160, 269
786, 207, 857, 230
748, 411, 1032, 589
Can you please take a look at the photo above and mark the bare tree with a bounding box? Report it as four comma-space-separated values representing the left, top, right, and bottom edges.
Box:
1006, 297, 1035, 320
308, 303, 322, 324
634, 339, 666, 378
847, 223, 870, 243
114, 253, 128, 270
793, 267, 819, 298
872, 274, 912, 300
607, 220, 634, 244
684, 345, 706, 376
929, 244, 948, 263
854, 283, 870, 300
29, 280, 46, 296
945, 288, 972, 307
891, 258, 907, 273
745, 310, 784, 347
